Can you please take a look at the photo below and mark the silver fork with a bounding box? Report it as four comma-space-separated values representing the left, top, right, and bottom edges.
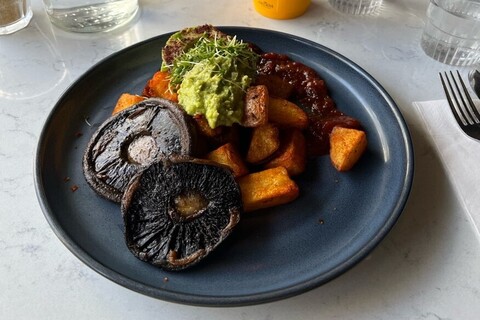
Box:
440, 70, 480, 140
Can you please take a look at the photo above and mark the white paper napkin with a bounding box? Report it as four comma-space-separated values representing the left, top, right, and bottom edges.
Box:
413, 100, 480, 236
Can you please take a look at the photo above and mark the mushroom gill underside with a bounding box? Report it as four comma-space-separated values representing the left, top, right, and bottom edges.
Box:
83, 98, 196, 203
122, 158, 242, 271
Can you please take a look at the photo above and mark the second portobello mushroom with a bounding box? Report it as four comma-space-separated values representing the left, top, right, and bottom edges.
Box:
122, 157, 242, 271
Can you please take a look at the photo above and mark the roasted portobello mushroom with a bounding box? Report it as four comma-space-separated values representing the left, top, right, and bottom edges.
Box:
121, 157, 242, 271
83, 98, 196, 202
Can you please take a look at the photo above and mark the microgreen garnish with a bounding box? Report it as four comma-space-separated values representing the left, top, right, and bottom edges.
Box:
167, 34, 259, 87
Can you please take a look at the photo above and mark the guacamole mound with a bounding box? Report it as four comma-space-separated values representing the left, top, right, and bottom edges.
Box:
165, 30, 259, 128
178, 55, 253, 128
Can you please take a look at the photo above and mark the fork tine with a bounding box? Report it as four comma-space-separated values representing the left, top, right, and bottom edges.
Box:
447, 71, 474, 125
455, 70, 480, 123
440, 72, 465, 126
448, 71, 472, 124
446, 70, 478, 125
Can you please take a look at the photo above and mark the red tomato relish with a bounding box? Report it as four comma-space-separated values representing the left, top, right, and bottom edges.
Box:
257, 52, 361, 156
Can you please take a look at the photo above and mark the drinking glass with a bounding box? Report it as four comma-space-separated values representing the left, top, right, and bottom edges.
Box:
328, 0, 383, 15
421, 0, 480, 66
0, 0, 32, 35
42, 0, 139, 33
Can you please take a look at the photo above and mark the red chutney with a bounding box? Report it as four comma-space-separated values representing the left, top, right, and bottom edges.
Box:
257, 52, 361, 156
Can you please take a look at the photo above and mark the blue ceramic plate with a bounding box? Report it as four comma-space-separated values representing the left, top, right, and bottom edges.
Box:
35, 27, 413, 306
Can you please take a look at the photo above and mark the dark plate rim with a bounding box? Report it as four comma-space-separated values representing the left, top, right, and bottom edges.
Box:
34, 26, 414, 307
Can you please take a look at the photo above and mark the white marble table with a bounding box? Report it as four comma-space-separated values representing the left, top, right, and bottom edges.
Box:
2, 0, 480, 319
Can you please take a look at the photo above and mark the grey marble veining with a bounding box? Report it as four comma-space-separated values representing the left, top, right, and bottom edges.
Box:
1, 0, 480, 319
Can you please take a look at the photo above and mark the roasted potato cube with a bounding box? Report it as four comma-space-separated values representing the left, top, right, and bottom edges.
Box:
237, 167, 299, 212
242, 85, 269, 127
329, 126, 367, 171
206, 143, 249, 178
264, 129, 306, 176
268, 97, 308, 129
255, 74, 294, 99
193, 115, 223, 138
246, 123, 280, 164
112, 93, 145, 115
142, 70, 178, 102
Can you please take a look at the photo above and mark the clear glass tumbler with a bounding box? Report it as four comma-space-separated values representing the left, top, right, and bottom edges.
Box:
328, 0, 383, 15
42, 0, 139, 33
0, 0, 32, 35
421, 0, 480, 66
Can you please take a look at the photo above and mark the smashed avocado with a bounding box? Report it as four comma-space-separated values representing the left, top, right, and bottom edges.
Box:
178, 55, 253, 128
166, 31, 259, 128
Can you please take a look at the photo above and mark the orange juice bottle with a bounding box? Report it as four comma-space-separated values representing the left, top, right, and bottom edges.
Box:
253, 0, 311, 19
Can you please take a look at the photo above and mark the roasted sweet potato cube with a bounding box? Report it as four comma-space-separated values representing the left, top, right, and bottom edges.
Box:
246, 123, 280, 164
255, 74, 294, 99
268, 97, 308, 129
242, 85, 269, 127
237, 167, 299, 212
206, 143, 249, 178
264, 129, 307, 176
142, 70, 178, 102
329, 126, 367, 171
112, 93, 145, 115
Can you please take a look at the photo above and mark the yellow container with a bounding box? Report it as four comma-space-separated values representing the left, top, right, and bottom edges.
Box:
253, 0, 311, 19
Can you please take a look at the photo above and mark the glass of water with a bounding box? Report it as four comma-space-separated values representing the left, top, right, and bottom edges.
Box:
421, 0, 480, 66
328, 0, 383, 15
0, 0, 32, 35
42, 0, 139, 33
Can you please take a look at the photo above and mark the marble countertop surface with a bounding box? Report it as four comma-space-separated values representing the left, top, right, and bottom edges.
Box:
1, 0, 479, 319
